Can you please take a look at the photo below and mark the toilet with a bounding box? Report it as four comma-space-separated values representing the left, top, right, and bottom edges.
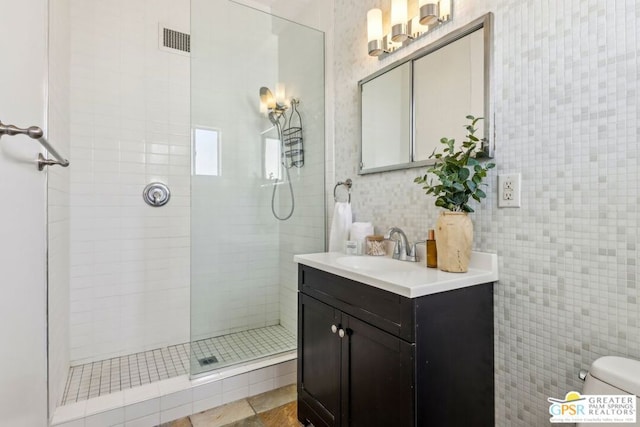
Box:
578, 356, 640, 427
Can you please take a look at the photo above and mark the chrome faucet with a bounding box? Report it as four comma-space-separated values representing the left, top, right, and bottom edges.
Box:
384, 227, 418, 262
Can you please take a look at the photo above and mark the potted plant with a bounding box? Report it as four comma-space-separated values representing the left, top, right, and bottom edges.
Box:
414, 115, 495, 272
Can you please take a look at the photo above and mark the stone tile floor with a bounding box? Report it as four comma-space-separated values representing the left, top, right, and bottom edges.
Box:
159, 384, 303, 427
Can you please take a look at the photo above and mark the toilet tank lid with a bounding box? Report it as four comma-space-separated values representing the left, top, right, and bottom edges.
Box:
589, 356, 640, 396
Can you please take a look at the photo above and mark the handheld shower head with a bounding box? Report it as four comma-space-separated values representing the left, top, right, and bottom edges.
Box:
267, 111, 280, 126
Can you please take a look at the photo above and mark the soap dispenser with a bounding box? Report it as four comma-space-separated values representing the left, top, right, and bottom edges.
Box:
426, 229, 437, 268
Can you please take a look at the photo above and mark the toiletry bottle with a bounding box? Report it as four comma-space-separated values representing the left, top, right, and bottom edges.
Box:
426, 229, 437, 268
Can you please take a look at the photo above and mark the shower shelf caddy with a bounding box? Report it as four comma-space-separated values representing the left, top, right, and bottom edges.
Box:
282, 99, 303, 168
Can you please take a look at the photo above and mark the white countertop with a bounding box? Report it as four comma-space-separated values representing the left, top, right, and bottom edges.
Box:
294, 251, 498, 298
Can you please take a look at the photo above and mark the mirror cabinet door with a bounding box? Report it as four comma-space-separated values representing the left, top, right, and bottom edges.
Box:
361, 62, 411, 172
413, 28, 485, 162
358, 13, 492, 175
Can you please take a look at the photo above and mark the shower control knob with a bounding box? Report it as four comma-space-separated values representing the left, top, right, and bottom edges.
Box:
143, 182, 170, 207
331, 324, 338, 334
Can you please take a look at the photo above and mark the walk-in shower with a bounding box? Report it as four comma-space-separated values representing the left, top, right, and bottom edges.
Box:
47, 0, 325, 415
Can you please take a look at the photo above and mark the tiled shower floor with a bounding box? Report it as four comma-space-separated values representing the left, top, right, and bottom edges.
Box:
61, 325, 296, 405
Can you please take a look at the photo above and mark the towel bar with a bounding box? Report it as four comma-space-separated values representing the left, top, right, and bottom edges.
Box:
0, 120, 70, 171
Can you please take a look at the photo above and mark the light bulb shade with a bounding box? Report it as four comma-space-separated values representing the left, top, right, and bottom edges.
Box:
439, 0, 451, 21
368, 39, 384, 57
367, 8, 383, 42
391, 0, 408, 26
275, 83, 286, 105
391, 23, 409, 42
259, 87, 275, 112
419, 2, 439, 25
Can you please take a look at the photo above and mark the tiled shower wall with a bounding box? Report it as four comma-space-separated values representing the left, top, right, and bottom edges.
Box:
333, 0, 640, 425
62, 0, 328, 368
68, 0, 191, 364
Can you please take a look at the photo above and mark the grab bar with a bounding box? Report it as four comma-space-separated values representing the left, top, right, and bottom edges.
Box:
0, 120, 70, 171
334, 178, 352, 203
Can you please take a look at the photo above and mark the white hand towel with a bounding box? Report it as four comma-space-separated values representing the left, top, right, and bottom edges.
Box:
329, 202, 352, 252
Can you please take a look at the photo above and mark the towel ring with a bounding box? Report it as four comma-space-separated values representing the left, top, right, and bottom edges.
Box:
333, 179, 352, 203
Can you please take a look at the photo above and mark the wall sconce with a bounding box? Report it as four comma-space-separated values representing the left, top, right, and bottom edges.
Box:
260, 84, 288, 119
367, 0, 452, 58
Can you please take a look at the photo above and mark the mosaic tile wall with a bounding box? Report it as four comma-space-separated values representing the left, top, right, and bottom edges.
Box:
333, 1, 640, 425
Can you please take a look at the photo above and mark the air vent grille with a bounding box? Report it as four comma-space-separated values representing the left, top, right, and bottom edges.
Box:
163, 27, 190, 53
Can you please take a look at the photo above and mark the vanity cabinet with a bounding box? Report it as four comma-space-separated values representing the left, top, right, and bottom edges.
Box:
297, 264, 494, 427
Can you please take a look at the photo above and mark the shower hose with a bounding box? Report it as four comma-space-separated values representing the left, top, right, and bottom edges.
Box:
271, 119, 295, 221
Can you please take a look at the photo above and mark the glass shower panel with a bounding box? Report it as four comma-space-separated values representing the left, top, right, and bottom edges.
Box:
190, 1, 325, 377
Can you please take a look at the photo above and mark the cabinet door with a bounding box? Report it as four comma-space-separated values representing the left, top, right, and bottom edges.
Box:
343, 315, 415, 427
298, 294, 342, 426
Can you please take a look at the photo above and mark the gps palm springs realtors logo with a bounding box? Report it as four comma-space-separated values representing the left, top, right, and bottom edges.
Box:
548, 391, 636, 423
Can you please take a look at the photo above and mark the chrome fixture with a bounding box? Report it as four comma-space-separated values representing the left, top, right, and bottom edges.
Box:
419, 0, 451, 25
0, 120, 70, 170
391, 0, 409, 42
384, 227, 418, 262
260, 85, 288, 123
333, 178, 352, 203
579, 369, 588, 381
143, 182, 171, 207
367, 0, 452, 58
260, 85, 305, 221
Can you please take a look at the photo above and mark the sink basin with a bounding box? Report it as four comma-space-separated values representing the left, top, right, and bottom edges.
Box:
295, 251, 499, 298
336, 256, 408, 271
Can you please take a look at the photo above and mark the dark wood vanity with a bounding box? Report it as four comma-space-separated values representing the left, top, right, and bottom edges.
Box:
296, 264, 494, 427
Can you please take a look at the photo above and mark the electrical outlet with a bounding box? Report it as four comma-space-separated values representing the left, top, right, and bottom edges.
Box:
498, 173, 521, 208
504, 179, 514, 191
503, 189, 513, 200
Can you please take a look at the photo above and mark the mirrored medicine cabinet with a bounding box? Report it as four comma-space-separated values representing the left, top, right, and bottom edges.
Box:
359, 13, 494, 175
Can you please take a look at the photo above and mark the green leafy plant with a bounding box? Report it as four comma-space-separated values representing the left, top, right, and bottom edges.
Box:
414, 115, 495, 212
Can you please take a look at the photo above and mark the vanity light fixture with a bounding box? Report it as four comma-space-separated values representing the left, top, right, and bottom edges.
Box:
419, 1, 439, 25
367, 0, 452, 58
391, 0, 409, 42
367, 8, 385, 56
419, 0, 452, 25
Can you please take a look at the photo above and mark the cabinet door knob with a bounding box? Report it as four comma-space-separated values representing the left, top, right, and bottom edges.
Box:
338, 329, 345, 338
331, 324, 338, 334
